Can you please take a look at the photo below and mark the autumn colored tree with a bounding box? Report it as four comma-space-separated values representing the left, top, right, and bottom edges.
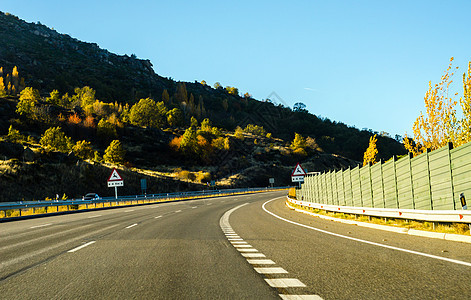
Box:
190, 116, 198, 128
104, 140, 126, 164
68, 113, 82, 125
213, 82, 222, 89
404, 58, 458, 156
46, 89, 61, 105
12, 66, 19, 94
458, 62, 471, 145
201, 118, 212, 132
0, 77, 6, 97
291, 133, 307, 156
225, 86, 239, 96
363, 134, 378, 166
39, 127, 73, 152
73, 86, 96, 109
7, 125, 24, 143
16, 87, 40, 118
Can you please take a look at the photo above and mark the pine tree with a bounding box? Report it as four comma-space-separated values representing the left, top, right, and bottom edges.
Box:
162, 89, 170, 104
175, 82, 188, 103
179, 127, 198, 155
104, 140, 126, 164
129, 98, 167, 128
73, 140, 94, 160
39, 127, 73, 152
363, 134, 379, 166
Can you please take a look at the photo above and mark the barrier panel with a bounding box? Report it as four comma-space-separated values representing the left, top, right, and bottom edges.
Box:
298, 141, 471, 211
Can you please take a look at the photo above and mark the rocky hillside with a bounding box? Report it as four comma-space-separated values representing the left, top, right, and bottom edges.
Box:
0, 12, 407, 202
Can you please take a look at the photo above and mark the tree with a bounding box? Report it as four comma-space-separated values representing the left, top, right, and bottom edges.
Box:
213, 82, 222, 89
363, 134, 378, 166
73, 140, 94, 160
167, 108, 183, 127
104, 140, 125, 164
39, 127, 73, 152
293, 102, 307, 112
97, 119, 117, 139
12, 66, 19, 94
129, 98, 167, 128
46, 89, 61, 105
0, 77, 6, 97
201, 118, 212, 132
74, 86, 96, 109
404, 58, 458, 155
458, 61, 471, 145
16, 87, 40, 118
179, 127, 198, 155
162, 89, 170, 104
175, 82, 188, 103
7, 125, 24, 143
225, 86, 239, 96
291, 133, 307, 151
190, 116, 198, 128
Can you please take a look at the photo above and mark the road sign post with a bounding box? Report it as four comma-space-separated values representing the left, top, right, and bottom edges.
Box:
107, 168, 124, 199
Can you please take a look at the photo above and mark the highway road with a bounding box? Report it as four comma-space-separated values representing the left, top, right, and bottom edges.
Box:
1, 190, 471, 299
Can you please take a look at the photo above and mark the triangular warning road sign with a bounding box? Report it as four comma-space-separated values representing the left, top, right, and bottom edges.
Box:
108, 168, 123, 181
291, 163, 307, 176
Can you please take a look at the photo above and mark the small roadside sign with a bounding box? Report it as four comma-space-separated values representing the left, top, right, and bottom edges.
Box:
108, 168, 123, 182
291, 163, 307, 183
107, 168, 124, 198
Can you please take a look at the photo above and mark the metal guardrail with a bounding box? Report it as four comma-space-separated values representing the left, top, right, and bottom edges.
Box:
0, 187, 289, 219
287, 197, 471, 223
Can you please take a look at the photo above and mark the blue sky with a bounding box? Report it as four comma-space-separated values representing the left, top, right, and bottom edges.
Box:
2, 0, 471, 137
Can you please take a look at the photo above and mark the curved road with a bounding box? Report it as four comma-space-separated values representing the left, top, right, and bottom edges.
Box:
1, 191, 470, 299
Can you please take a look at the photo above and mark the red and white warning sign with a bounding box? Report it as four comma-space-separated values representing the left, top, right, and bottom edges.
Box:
108, 168, 124, 187
291, 163, 307, 182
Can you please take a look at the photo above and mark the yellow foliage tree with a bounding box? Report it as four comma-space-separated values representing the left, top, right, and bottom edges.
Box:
404, 58, 459, 155
363, 134, 378, 166
458, 62, 471, 145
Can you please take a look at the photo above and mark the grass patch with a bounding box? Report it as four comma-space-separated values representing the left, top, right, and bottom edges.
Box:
288, 202, 471, 236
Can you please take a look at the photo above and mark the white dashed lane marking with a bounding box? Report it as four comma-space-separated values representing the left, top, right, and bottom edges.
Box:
68, 241, 96, 253
30, 223, 52, 229
220, 202, 322, 299
125, 223, 138, 229
255, 267, 289, 274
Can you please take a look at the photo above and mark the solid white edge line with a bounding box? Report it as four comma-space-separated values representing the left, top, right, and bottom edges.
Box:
263, 198, 471, 267
125, 223, 138, 229
68, 241, 96, 253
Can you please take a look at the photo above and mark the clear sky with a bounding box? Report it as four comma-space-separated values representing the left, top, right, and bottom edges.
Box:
2, 0, 471, 137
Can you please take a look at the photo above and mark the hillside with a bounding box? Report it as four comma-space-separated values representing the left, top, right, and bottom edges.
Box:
0, 12, 407, 201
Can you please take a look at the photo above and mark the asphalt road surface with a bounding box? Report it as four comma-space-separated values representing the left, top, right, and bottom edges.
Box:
1, 190, 471, 299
